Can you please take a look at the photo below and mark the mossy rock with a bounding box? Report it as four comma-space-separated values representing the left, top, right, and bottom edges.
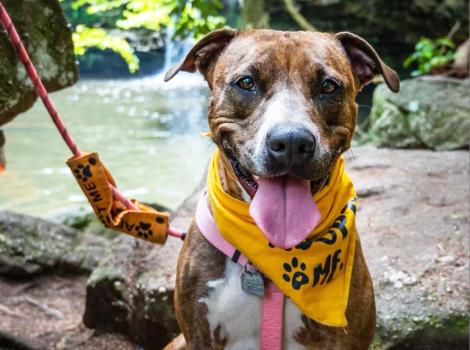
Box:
372, 314, 469, 350
58, 200, 171, 240
84, 235, 181, 350
61, 211, 121, 240
0, 210, 109, 276
369, 77, 470, 150
82, 183, 200, 349
0, 0, 77, 126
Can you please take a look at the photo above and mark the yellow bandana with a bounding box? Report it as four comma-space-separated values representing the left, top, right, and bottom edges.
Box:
207, 149, 357, 327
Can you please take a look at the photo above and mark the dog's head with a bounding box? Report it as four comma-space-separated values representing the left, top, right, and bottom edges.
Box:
166, 29, 399, 195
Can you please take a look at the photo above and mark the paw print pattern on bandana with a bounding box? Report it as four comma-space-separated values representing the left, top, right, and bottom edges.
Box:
282, 257, 309, 290
73, 157, 96, 182
135, 221, 153, 239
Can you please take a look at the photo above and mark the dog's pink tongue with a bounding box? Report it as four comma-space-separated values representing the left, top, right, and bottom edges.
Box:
249, 176, 320, 249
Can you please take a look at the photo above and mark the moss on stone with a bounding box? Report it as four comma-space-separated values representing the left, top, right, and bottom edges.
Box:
369, 77, 470, 150
0, 210, 109, 276
374, 313, 469, 349
0, 0, 77, 126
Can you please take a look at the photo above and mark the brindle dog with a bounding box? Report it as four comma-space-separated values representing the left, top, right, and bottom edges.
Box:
164, 29, 399, 350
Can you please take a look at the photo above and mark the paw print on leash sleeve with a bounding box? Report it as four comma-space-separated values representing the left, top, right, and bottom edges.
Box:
72, 156, 96, 182
135, 221, 154, 239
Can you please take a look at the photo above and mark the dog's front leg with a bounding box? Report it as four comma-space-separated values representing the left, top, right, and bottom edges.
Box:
172, 221, 228, 349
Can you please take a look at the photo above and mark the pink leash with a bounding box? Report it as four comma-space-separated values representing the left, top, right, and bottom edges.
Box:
261, 282, 285, 350
196, 192, 285, 350
0, 2, 183, 239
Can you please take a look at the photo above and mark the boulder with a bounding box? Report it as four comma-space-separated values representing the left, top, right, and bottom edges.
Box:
0, 210, 109, 276
83, 235, 181, 348
369, 77, 470, 150
82, 191, 197, 349
0, 0, 77, 126
56, 209, 121, 240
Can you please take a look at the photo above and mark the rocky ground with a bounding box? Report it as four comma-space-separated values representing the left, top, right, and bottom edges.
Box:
0, 146, 468, 350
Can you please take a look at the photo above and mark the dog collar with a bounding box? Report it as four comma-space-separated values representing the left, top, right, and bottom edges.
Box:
196, 191, 253, 268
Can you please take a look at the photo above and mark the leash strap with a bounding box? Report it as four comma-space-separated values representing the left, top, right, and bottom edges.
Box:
196, 192, 285, 349
261, 281, 285, 350
0, 2, 185, 241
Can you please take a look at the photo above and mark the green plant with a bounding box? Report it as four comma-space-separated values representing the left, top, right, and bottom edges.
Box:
73, 25, 140, 73
60, 0, 226, 73
404, 37, 456, 76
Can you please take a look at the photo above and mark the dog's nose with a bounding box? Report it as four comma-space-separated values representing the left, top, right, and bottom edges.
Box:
266, 124, 315, 166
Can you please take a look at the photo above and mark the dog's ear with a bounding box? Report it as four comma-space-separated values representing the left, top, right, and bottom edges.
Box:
164, 28, 237, 84
336, 32, 400, 92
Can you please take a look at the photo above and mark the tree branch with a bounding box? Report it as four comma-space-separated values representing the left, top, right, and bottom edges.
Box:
283, 0, 317, 32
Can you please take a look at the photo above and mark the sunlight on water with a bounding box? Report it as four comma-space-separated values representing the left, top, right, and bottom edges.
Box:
0, 75, 213, 217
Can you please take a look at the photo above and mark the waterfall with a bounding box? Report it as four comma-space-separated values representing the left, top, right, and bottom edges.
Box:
162, 26, 177, 71
151, 27, 204, 87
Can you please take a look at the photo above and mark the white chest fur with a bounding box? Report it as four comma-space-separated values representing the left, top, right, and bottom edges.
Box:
200, 259, 307, 350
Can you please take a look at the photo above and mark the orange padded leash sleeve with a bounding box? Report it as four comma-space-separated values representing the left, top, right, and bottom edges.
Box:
67, 152, 169, 244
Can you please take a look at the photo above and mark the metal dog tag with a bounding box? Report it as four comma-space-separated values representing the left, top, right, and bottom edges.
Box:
241, 269, 264, 297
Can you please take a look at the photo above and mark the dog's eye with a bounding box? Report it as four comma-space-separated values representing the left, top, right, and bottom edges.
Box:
235, 76, 255, 91
321, 79, 340, 94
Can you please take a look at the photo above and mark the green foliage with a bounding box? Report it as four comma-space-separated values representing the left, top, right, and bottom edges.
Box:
60, 0, 226, 73
114, 0, 226, 38
73, 25, 139, 73
404, 37, 456, 76
60, 0, 123, 28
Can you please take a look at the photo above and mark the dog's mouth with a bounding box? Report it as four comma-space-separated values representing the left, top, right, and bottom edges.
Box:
229, 155, 259, 198
227, 151, 326, 198
225, 149, 321, 249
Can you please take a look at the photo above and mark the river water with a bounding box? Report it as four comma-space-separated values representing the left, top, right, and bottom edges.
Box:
0, 73, 213, 217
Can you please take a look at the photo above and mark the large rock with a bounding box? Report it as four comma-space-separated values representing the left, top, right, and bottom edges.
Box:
84, 148, 468, 349
0, 0, 77, 126
0, 211, 109, 276
369, 77, 470, 150
82, 193, 196, 349
83, 235, 181, 350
